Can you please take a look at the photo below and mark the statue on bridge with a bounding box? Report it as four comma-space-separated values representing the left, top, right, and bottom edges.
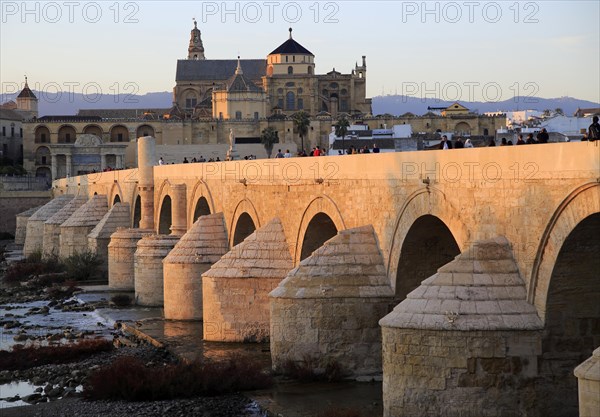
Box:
227, 128, 239, 161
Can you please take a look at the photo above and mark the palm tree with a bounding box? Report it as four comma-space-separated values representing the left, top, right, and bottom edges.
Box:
335, 116, 350, 154
260, 127, 278, 159
292, 111, 310, 153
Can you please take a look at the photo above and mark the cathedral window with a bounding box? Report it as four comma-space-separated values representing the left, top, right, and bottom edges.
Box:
254, 112, 259, 120
298, 98, 304, 110
235, 111, 242, 120
340, 99, 348, 111
186, 98, 197, 109
286, 92, 295, 111
278, 98, 284, 109
288, 66, 293, 75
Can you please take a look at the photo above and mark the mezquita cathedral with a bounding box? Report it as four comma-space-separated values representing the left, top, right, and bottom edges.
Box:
19, 22, 502, 179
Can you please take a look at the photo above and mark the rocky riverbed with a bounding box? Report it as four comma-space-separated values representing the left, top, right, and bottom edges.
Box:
0, 245, 266, 417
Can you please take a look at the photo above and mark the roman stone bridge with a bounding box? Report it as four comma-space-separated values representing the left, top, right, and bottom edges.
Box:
19, 138, 600, 416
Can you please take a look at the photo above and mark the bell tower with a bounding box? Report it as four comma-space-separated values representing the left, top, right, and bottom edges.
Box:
188, 18, 205, 60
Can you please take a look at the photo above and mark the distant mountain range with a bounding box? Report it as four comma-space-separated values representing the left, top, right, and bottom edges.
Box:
1, 91, 598, 117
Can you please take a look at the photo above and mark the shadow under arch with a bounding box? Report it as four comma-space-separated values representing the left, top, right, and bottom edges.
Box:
158, 195, 172, 235
294, 195, 346, 265
528, 182, 600, 321
108, 182, 123, 208
132, 194, 142, 228
229, 199, 261, 248
187, 180, 215, 228
386, 187, 469, 295
536, 211, 600, 416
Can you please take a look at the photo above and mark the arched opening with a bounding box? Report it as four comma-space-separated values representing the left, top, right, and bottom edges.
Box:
287, 66, 293, 75
455, 122, 471, 136
110, 125, 129, 142
35, 125, 50, 144
300, 213, 338, 261
35, 146, 50, 165
395, 215, 460, 302
158, 196, 172, 235
483, 128, 489, 136
193, 197, 211, 222
83, 124, 103, 138
233, 212, 256, 246
113, 194, 121, 205
136, 124, 155, 138
538, 213, 600, 416
132, 195, 141, 228
58, 125, 76, 143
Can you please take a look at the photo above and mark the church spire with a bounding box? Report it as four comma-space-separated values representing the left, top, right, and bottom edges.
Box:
188, 18, 205, 60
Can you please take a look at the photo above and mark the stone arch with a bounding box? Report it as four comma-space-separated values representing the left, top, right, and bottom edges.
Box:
158, 195, 172, 235
454, 122, 471, 135
136, 124, 154, 138
110, 125, 129, 142
528, 182, 600, 321
229, 199, 261, 247
57, 124, 76, 143
187, 180, 215, 227
534, 211, 600, 415
232, 213, 256, 246
387, 188, 469, 293
394, 214, 461, 302
34, 125, 50, 143
34, 146, 50, 165
299, 213, 338, 261
155, 180, 174, 233
132, 193, 142, 228
83, 124, 103, 138
294, 195, 346, 264
108, 182, 123, 208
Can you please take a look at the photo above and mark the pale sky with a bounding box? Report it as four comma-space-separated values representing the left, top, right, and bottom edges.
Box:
1, 1, 599, 103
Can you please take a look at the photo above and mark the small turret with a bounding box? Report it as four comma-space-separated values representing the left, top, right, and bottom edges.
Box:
16, 75, 38, 119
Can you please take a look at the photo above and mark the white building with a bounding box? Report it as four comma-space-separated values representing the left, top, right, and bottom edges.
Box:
541, 115, 591, 136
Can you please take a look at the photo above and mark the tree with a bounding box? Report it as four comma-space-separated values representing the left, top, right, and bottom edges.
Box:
554, 108, 564, 116
292, 111, 310, 153
542, 109, 551, 117
260, 127, 278, 159
334, 116, 350, 154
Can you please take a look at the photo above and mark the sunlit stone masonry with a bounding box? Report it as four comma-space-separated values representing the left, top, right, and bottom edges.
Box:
203, 218, 294, 342
163, 213, 229, 321
23, 195, 73, 256
59, 194, 108, 258
379, 237, 544, 417
15, 206, 42, 246
42, 195, 88, 257
270, 225, 395, 377
108, 228, 153, 290
134, 234, 179, 306
88, 202, 131, 270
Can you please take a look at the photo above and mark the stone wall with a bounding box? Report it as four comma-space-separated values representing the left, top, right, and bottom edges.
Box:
0, 191, 50, 236
381, 328, 543, 417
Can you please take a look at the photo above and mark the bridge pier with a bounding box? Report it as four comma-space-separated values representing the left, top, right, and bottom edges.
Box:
379, 237, 543, 417
42, 195, 88, 257
134, 234, 179, 306
23, 195, 73, 257
15, 206, 42, 246
163, 213, 229, 321
88, 202, 131, 271
58, 195, 108, 258
203, 218, 294, 342
270, 225, 395, 377
108, 228, 153, 290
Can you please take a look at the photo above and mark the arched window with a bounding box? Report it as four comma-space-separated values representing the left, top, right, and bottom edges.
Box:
287, 66, 293, 75
286, 92, 295, 111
